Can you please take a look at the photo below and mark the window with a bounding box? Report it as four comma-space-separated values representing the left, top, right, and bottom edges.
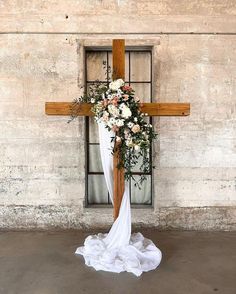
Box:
85, 47, 153, 206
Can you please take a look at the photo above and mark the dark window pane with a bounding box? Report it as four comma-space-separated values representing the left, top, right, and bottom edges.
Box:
132, 149, 151, 173
130, 83, 151, 103
131, 175, 151, 204
88, 175, 109, 204
88, 117, 99, 143
89, 144, 103, 172
130, 52, 151, 82
87, 52, 107, 81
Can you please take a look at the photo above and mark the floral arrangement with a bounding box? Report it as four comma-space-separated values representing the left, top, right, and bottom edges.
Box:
70, 79, 157, 186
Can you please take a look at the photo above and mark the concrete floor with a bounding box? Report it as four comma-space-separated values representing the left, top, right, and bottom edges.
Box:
0, 230, 235, 294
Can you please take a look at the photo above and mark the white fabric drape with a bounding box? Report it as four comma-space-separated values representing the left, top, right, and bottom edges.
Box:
75, 123, 162, 276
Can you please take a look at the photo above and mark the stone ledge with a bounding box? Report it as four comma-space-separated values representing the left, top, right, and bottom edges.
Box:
0, 205, 235, 231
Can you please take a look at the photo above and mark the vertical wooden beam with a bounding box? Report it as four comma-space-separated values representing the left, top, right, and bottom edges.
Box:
112, 39, 125, 81
112, 39, 125, 220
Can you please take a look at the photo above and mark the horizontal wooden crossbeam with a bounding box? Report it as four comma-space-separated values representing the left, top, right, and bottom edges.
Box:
45, 102, 190, 116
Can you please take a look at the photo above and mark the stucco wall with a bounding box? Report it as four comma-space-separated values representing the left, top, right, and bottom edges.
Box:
0, 0, 235, 230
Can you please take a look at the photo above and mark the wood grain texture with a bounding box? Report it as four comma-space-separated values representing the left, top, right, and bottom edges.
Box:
140, 102, 190, 116
112, 39, 125, 220
45, 102, 93, 116
45, 102, 190, 116
113, 142, 125, 220
112, 39, 125, 80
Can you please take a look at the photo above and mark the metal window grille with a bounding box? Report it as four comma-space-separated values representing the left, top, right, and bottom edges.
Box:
85, 48, 153, 207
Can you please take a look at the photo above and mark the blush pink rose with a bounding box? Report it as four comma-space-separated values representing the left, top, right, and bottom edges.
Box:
131, 124, 140, 133
112, 96, 118, 106
103, 99, 108, 107
123, 94, 129, 101
122, 85, 132, 92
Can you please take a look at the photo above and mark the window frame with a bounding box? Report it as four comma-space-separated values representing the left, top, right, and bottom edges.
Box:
84, 46, 154, 208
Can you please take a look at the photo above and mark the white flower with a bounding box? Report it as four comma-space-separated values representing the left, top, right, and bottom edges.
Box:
117, 89, 123, 97
116, 136, 121, 142
116, 119, 124, 127
109, 117, 116, 126
107, 117, 115, 128
109, 79, 124, 91
108, 104, 119, 117
117, 78, 125, 86
128, 122, 134, 128
134, 145, 140, 151
134, 117, 138, 122
91, 98, 95, 103
120, 104, 132, 118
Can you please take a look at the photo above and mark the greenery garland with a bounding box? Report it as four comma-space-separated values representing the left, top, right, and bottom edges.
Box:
69, 79, 157, 188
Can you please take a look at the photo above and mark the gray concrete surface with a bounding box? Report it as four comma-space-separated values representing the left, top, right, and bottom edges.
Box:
0, 230, 235, 294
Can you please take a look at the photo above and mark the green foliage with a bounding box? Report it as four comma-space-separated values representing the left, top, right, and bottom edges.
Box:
68, 79, 157, 188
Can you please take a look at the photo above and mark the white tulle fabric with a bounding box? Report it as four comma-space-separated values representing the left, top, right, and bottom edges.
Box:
75, 123, 162, 276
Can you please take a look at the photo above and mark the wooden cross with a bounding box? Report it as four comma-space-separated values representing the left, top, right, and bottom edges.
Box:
45, 39, 190, 220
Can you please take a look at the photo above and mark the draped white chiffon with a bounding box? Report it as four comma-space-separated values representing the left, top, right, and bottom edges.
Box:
75, 123, 162, 276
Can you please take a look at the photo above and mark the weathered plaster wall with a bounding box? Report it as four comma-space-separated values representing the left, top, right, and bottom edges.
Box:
0, 0, 235, 230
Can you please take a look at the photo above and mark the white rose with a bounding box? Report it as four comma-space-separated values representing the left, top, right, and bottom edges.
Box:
121, 105, 132, 118
109, 79, 124, 91
134, 145, 140, 151
116, 79, 125, 88
91, 98, 95, 103
109, 81, 116, 91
